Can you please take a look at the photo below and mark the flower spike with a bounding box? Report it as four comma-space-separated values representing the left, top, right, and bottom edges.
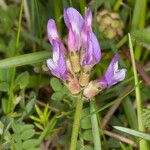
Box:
102, 54, 126, 88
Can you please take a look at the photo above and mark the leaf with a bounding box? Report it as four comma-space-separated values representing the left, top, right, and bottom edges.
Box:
15, 71, 29, 89
20, 124, 34, 133
25, 99, 36, 115
21, 129, 35, 140
82, 145, 94, 150
0, 82, 9, 92
0, 51, 50, 69
28, 148, 40, 150
82, 130, 93, 141
51, 92, 64, 101
0, 121, 4, 135
81, 108, 91, 129
50, 77, 63, 91
22, 139, 40, 149
131, 28, 150, 49
113, 126, 150, 140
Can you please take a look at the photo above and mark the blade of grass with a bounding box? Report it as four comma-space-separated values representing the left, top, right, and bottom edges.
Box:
81, 87, 135, 120
90, 99, 102, 150
79, 0, 86, 16
131, 0, 147, 60
6, 0, 24, 114
122, 97, 138, 130
0, 51, 50, 69
114, 126, 150, 141
34, 0, 42, 46
128, 33, 149, 150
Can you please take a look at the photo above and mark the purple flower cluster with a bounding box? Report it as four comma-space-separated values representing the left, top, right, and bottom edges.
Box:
46, 7, 126, 98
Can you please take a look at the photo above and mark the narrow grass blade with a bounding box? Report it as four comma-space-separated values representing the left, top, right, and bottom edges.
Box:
122, 97, 138, 130
0, 51, 50, 69
81, 87, 135, 120
128, 34, 149, 150
114, 126, 150, 141
90, 99, 101, 150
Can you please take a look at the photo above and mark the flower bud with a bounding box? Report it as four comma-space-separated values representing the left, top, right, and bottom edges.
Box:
97, 9, 124, 40
66, 78, 81, 94
70, 52, 81, 73
83, 81, 101, 99
79, 72, 90, 87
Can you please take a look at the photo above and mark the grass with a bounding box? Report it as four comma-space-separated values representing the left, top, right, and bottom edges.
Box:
0, 0, 149, 149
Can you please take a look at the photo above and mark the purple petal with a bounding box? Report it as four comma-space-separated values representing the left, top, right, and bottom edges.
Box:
46, 41, 67, 80
67, 28, 80, 52
85, 7, 92, 29
96, 77, 108, 89
47, 19, 60, 44
47, 19, 66, 54
64, 7, 84, 51
64, 8, 84, 33
82, 32, 101, 65
104, 54, 126, 87
81, 7, 92, 47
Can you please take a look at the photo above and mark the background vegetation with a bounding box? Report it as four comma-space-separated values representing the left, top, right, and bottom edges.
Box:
0, 0, 150, 149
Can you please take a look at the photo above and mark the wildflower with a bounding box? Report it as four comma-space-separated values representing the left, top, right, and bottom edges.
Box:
83, 54, 126, 98
46, 7, 126, 97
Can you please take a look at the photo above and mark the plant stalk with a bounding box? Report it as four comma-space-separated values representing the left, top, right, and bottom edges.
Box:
128, 34, 149, 150
90, 99, 102, 150
70, 95, 83, 150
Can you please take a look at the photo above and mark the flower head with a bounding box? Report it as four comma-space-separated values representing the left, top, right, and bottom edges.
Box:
46, 7, 126, 97
99, 54, 126, 88
83, 54, 126, 98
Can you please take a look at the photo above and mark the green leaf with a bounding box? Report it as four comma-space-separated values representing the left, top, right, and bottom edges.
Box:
50, 77, 63, 91
131, 28, 150, 49
0, 51, 49, 69
82, 145, 94, 150
15, 71, 29, 89
0, 82, 9, 92
22, 139, 40, 149
82, 130, 93, 141
51, 92, 64, 101
20, 124, 34, 133
0, 121, 4, 135
25, 99, 35, 115
81, 108, 91, 129
21, 129, 35, 140
28, 148, 40, 150
114, 126, 150, 140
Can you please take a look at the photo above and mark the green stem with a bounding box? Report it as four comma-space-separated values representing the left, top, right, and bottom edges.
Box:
90, 99, 102, 150
6, 0, 24, 114
70, 95, 83, 150
128, 34, 149, 150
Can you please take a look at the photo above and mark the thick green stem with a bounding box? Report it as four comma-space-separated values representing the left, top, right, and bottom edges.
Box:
90, 99, 102, 150
70, 96, 83, 150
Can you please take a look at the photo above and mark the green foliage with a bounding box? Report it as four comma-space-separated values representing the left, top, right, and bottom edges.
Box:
131, 28, 150, 49
50, 77, 63, 92
114, 126, 150, 141
0, 0, 150, 149
143, 108, 150, 128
